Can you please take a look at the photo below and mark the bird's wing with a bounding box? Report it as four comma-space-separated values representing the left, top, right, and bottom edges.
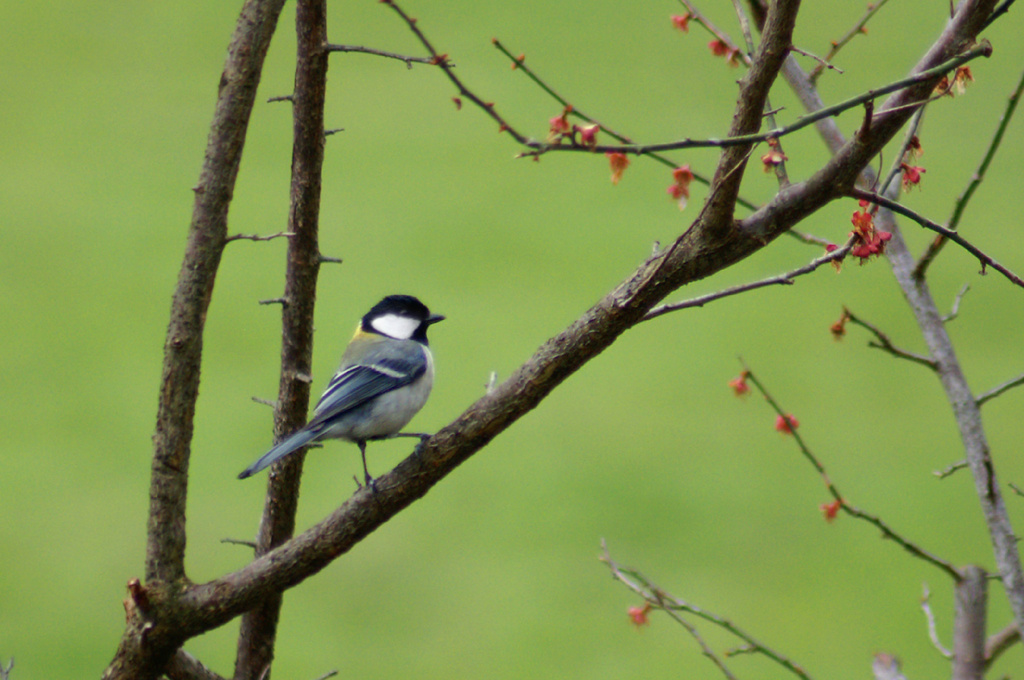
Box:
307, 349, 427, 428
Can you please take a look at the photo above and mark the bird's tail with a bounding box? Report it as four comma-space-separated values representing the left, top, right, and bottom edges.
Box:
238, 427, 321, 479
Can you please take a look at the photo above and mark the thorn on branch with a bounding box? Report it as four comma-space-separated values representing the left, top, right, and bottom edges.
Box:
258, 297, 289, 306
267, 95, 294, 103
252, 396, 277, 409
319, 253, 343, 264
324, 128, 344, 137
221, 537, 258, 550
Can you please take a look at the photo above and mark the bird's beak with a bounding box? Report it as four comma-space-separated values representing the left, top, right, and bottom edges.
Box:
427, 313, 446, 325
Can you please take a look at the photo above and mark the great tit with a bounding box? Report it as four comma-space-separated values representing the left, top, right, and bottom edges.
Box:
238, 294, 444, 484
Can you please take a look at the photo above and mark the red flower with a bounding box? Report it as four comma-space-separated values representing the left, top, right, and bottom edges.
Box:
729, 372, 750, 396
666, 165, 694, 210
606, 152, 630, 184
821, 499, 842, 522
671, 13, 691, 32
775, 414, 799, 434
761, 150, 788, 172
708, 39, 741, 66
848, 205, 891, 262
628, 603, 652, 627
576, 124, 599, 149
548, 107, 572, 142
900, 163, 926, 191
829, 310, 849, 340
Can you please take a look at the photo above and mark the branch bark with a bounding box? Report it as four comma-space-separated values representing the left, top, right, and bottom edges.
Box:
104, 0, 288, 677
233, 1, 329, 678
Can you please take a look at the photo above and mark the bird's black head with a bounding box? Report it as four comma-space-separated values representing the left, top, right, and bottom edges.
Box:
362, 295, 445, 343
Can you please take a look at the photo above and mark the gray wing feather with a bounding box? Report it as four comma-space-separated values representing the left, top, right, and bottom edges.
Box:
307, 348, 427, 428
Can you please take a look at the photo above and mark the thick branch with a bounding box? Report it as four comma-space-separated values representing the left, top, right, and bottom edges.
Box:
952, 565, 988, 680
106, 1, 288, 678
234, 0, 328, 677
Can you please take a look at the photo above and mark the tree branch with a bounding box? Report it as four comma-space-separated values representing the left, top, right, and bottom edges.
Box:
105, 1, 289, 678
915, 65, 1024, 277
234, 0, 329, 677
976, 372, 1024, 406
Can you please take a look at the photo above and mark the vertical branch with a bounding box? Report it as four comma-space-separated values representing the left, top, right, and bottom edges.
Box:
146, 0, 288, 587
234, 0, 329, 678
952, 565, 987, 680
107, 1, 288, 679
778, 0, 1024, 640
701, 0, 800, 232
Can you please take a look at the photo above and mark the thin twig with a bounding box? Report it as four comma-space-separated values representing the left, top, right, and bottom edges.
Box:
601, 542, 812, 680
941, 283, 970, 323
741, 366, 963, 582
982, 0, 1018, 29
921, 583, 954, 658
976, 372, 1024, 407
225, 231, 295, 243
221, 538, 258, 549
324, 43, 435, 68
844, 309, 938, 370
515, 45, 989, 158
788, 45, 843, 74
678, 0, 754, 67
852, 189, 1024, 289
643, 240, 851, 321
934, 460, 968, 479
809, 0, 892, 83
915, 65, 1024, 278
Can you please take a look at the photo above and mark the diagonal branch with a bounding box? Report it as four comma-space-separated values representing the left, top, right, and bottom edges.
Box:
851, 189, 1024, 289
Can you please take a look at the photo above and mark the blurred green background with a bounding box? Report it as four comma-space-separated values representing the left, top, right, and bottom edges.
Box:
2, 0, 1023, 677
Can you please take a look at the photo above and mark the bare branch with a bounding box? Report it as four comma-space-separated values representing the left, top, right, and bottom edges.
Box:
809, 0, 892, 83
234, 0, 329, 674
976, 372, 1024, 407
952, 565, 988, 680
643, 241, 850, 320
942, 283, 970, 323
788, 45, 842, 74
984, 621, 1022, 667
921, 583, 954, 658
324, 43, 434, 67
225, 231, 294, 243
934, 460, 968, 479
844, 308, 938, 370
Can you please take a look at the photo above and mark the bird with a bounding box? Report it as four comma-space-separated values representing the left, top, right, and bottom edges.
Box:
238, 294, 444, 484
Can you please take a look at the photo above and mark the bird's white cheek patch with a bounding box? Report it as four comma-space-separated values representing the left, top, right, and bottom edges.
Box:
370, 314, 419, 340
